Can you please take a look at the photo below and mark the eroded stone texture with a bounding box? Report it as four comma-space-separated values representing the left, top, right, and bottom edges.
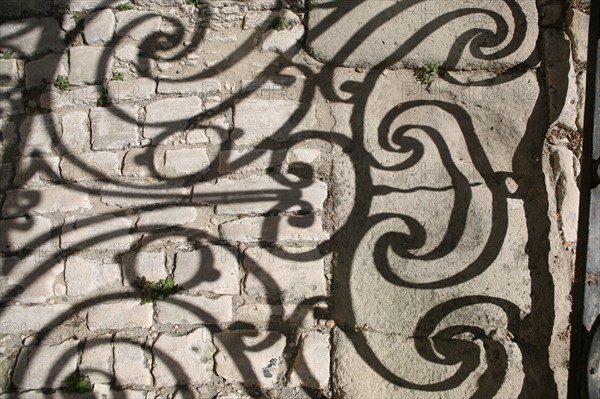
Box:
87, 300, 154, 330
91, 105, 139, 149
65, 256, 121, 296
307, 0, 538, 69
214, 330, 286, 388
0, 18, 65, 56
144, 97, 202, 140
219, 215, 330, 243
152, 328, 216, 386
289, 331, 330, 388
1, 256, 63, 303
175, 246, 239, 295
155, 294, 233, 325
2, 185, 92, 217
243, 246, 327, 300
12, 339, 78, 390
193, 177, 327, 215
84, 9, 116, 45
69, 46, 114, 84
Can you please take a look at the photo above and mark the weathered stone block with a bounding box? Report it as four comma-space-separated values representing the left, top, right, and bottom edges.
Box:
288, 331, 330, 388
60, 110, 90, 154
155, 294, 233, 325
90, 105, 139, 150
25, 54, 68, 90
69, 46, 114, 85
0, 18, 65, 57
12, 339, 78, 390
2, 185, 92, 217
152, 328, 215, 386
87, 299, 154, 330
243, 246, 326, 300
136, 206, 197, 231
122, 250, 167, 282
19, 113, 61, 156
84, 9, 116, 45
214, 330, 285, 388
219, 215, 330, 243
65, 256, 121, 296
175, 246, 239, 295
108, 78, 156, 102
144, 97, 202, 140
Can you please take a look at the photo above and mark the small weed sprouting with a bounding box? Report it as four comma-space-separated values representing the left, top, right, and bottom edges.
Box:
186, 0, 199, 6
112, 71, 125, 81
54, 75, 70, 91
272, 15, 288, 31
63, 372, 93, 394
97, 87, 109, 106
420, 62, 440, 87
116, 2, 135, 11
138, 276, 178, 305
71, 11, 88, 24
15, 248, 32, 260
97, 94, 108, 106
0, 51, 12, 60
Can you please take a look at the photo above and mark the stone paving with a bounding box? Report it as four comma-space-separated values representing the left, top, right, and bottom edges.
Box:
0, 0, 591, 398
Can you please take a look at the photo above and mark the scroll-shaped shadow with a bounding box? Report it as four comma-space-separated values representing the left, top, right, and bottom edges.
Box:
0, 0, 561, 397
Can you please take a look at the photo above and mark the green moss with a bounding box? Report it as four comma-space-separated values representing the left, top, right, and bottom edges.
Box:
116, 2, 135, 11
139, 276, 178, 305
54, 75, 70, 91
272, 15, 289, 31
64, 372, 93, 394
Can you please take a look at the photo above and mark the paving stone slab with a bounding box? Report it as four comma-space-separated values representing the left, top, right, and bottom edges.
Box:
87, 299, 154, 330
84, 9, 116, 45
12, 339, 78, 390
214, 330, 286, 388
1, 303, 73, 335
152, 328, 216, 386
219, 215, 329, 243
2, 185, 92, 217
288, 331, 330, 389
155, 294, 233, 325
113, 341, 153, 386
1, 256, 63, 303
61, 214, 134, 252
91, 105, 139, 150
65, 256, 122, 296
175, 246, 239, 295
122, 250, 167, 282
306, 0, 538, 70
0, 18, 65, 57
193, 177, 327, 215
136, 206, 197, 231
19, 113, 61, 156
14, 156, 61, 187
243, 246, 327, 301
24, 54, 68, 90
332, 329, 525, 398
69, 46, 114, 85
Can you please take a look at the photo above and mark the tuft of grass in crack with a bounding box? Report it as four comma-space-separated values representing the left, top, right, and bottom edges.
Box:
186, 0, 199, 6
0, 51, 12, 60
63, 372, 93, 394
116, 2, 135, 11
111, 71, 125, 81
138, 276, 177, 305
15, 248, 32, 260
71, 11, 88, 25
419, 62, 440, 87
272, 15, 289, 31
54, 75, 70, 91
